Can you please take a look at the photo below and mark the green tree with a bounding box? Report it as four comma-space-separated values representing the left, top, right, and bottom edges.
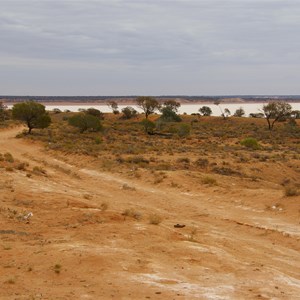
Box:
136, 96, 160, 119
214, 100, 224, 116
199, 106, 212, 116
68, 113, 102, 133
107, 101, 119, 114
223, 108, 231, 118
262, 101, 292, 130
121, 106, 137, 119
214, 100, 230, 119
12, 101, 51, 134
233, 107, 245, 117
159, 107, 181, 122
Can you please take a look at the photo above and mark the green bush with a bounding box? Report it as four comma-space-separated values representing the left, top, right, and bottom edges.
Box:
68, 113, 102, 133
240, 137, 260, 150
86, 108, 104, 120
121, 106, 138, 119
159, 107, 181, 122
141, 119, 155, 134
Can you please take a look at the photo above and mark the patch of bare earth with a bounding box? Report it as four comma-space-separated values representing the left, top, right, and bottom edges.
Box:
0, 126, 299, 299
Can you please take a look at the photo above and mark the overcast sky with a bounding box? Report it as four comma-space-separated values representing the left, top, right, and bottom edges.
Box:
0, 0, 300, 96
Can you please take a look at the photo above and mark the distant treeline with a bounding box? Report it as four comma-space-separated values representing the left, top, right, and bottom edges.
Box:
1, 95, 300, 103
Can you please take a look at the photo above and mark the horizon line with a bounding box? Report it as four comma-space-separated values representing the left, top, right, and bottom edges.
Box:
1, 94, 300, 98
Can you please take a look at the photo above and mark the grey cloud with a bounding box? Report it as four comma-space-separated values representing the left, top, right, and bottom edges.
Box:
0, 0, 300, 95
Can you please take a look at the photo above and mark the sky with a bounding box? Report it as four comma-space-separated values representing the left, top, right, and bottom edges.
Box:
0, 0, 300, 96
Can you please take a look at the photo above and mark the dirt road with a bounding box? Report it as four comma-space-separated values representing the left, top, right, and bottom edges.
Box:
0, 126, 299, 299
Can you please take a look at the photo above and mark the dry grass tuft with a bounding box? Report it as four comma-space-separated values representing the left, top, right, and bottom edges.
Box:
149, 214, 162, 225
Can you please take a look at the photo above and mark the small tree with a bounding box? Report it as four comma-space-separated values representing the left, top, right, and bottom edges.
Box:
162, 100, 181, 112
107, 101, 119, 114
224, 108, 231, 118
214, 100, 230, 119
214, 100, 224, 116
159, 107, 181, 122
12, 101, 51, 134
233, 107, 245, 117
199, 106, 212, 116
121, 106, 137, 119
262, 101, 292, 130
68, 113, 102, 133
136, 96, 160, 119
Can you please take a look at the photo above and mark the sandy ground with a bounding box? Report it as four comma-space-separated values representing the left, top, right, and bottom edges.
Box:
0, 126, 299, 300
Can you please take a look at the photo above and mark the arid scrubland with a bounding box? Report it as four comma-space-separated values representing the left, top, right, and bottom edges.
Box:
0, 106, 300, 299
22, 111, 300, 189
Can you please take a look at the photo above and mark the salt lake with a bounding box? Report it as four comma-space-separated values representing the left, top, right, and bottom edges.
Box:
42, 102, 300, 117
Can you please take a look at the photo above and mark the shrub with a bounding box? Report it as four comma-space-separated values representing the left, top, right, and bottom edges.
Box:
286, 118, 297, 127
52, 108, 62, 114
141, 119, 155, 134
32, 166, 47, 175
159, 107, 181, 122
177, 157, 190, 164
16, 162, 27, 170
4, 278, 15, 284
121, 106, 138, 119
240, 137, 260, 150
4, 152, 14, 163
149, 214, 162, 225
199, 106, 212, 116
100, 202, 108, 211
284, 185, 299, 196
95, 137, 102, 144
122, 184, 136, 191
177, 123, 191, 137
68, 113, 102, 133
233, 107, 245, 117
54, 264, 61, 274
122, 208, 142, 220
212, 166, 241, 176
195, 158, 209, 168
86, 108, 104, 120
126, 155, 149, 164
201, 176, 217, 186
